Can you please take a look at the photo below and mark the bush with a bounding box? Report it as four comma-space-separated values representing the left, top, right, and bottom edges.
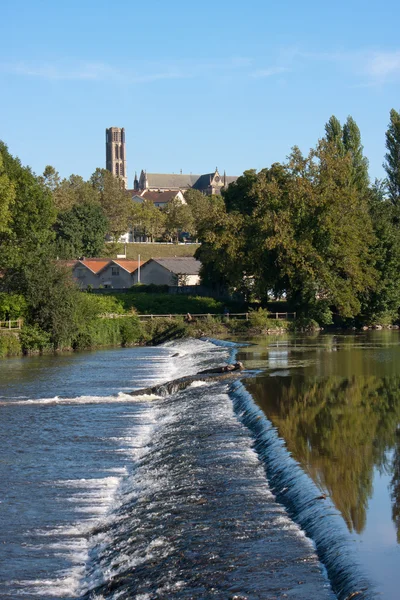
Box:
19, 325, 51, 354
130, 284, 169, 294
119, 316, 143, 346
289, 316, 320, 332
248, 308, 288, 332
0, 333, 22, 357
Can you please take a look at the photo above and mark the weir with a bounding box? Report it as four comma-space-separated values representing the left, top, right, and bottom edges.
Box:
78, 338, 374, 600
80, 377, 336, 599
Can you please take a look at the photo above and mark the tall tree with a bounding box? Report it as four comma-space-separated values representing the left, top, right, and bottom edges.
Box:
343, 116, 369, 193
0, 141, 56, 274
384, 109, 400, 205
91, 168, 131, 240
164, 197, 194, 242
55, 201, 108, 258
0, 152, 15, 233
325, 115, 344, 155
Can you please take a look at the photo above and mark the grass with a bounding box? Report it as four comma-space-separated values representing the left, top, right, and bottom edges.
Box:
101, 242, 200, 262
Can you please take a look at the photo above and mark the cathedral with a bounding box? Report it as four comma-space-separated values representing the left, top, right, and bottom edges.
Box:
105, 126, 238, 196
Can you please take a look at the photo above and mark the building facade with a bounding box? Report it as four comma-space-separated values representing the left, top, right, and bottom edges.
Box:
105, 127, 128, 188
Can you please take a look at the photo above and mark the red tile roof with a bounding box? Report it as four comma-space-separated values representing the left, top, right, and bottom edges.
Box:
77, 259, 110, 274
112, 259, 145, 273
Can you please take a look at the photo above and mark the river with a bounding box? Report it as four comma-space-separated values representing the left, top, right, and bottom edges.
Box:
0, 333, 398, 598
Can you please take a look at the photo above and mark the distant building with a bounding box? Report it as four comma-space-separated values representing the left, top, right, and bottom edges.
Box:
72, 258, 143, 289
132, 189, 186, 208
139, 257, 201, 286
105, 127, 128, 188
133, 168, 237, 196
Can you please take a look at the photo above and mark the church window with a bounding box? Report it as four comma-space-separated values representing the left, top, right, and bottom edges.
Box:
115, 163, 119, 176
120, 164, 124, 177
115, 145, 119, 159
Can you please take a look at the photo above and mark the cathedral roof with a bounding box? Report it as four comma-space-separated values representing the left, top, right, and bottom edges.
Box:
145, 173, 200, 189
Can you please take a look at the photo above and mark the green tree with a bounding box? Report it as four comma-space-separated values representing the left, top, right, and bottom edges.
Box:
91, 168, 131, 240
164, 197, 194, 242
0, 141, 56, 274
384, 109, 400, 205
343, 116, 370, 193
0, 152, 15, 233
55, 201, 108, 258
131, 200, 167, 242
184, 189, 224, 241
325, 115, 344, 155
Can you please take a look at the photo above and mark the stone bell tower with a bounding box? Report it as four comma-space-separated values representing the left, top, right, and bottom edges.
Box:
105, 127, 128, 188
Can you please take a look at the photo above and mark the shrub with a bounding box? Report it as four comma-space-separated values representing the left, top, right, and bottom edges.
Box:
0, 333, 22, 357
19, 325, 51, 354
119, 316, 143, 346
289, 316, 320, 332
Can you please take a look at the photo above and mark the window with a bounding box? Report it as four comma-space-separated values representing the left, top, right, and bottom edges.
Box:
120, 164, 124, 177
112, 267, 120, 276
115, 145, 119, 159
115, 163, 119, 176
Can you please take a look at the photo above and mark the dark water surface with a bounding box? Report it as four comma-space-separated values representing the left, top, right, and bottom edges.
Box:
238, 330, 400, 600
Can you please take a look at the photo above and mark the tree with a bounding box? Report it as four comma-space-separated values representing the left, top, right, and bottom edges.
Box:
343, 116, 369, 193
131, 200, 166, 242
198, 141, 376, 322
39, 165, 61, 192
164, 197, 194, 242
325, 115, 344, 155
0, 152, 15, 233
0, 141, 56, 274
55, 201, 108, 258
91, 168, 131, 240
384, 109, 400, 205
184, 190, 224, 241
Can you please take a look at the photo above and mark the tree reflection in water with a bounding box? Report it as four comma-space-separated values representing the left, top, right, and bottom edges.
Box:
245, 374, 400, 539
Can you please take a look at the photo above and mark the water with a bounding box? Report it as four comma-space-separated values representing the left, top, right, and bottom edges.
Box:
0, 339, 337, 599
1, 334, 394, 599
238, 330, 400, 600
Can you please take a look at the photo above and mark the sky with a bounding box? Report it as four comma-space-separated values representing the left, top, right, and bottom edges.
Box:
1, 0, 400, 186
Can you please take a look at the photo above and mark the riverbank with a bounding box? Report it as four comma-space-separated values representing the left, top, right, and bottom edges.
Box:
0, 312, 291, 358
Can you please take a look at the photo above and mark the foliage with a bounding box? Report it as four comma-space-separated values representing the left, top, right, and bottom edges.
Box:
91, 168, 131, 240
131, 200, 167, 242
384, 108, 400, 205
184, 190, 225, 240
0, 333, 22, 357
0, 293, 27, 320
102, 241, 200, 262
104, 291, 243, 315
0, 153, 15, 233
248, 308, 288, 332
164, 197, 194, 242
119, 316, 143, 346
19, 324, 51, 353
198, 140, 376, 323
55, 201, 108, 258
0, 141, 56, 271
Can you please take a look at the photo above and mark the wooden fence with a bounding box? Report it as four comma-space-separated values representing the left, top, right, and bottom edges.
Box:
0, 319, 23, 330
101, 312, 296, 321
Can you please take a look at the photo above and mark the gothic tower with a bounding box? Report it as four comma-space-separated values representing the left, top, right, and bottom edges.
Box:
105, 127, 128, 188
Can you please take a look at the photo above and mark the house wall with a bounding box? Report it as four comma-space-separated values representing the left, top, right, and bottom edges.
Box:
139, 262, 177, 286
99, 265, 137, 288
72, 265, 138, 289
139, 262, 200, 286
73, 266, 101, 289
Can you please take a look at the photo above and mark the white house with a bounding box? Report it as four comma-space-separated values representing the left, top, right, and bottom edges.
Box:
139, 257, 201, 286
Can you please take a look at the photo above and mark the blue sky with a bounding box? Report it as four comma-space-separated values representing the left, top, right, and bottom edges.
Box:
1, 0, 400, 185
